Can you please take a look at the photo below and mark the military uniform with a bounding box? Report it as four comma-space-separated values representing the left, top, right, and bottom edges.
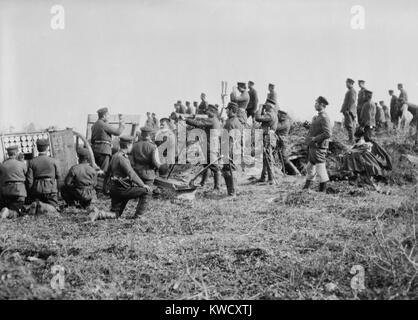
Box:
247, 86, 259, 119
186, 106, 221, 189
221, 103, 243, 195
357, 87, 367, 120
0, 146, 27, 214
108, 136, 149, 217
91, 108, 125, 172
375, 105, 386, 128
304, 98, 332, 190
197, 101, 208, 115
389, 94, 399, 127
275, 111, 296, 174
255, 104, 278, 182
341, 82, 357, 142
61, 149, 97, 208
359, 94, 376, 141
230, 84, 250, 125
26, 140, 60, 207
399, 88, 408, 103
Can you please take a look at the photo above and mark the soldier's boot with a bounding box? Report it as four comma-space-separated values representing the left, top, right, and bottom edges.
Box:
200, 170, 208, 187
134, 195, 150, 217
303, 180, 312, 190
319, 182, 327, 192
213, 171, 220, 190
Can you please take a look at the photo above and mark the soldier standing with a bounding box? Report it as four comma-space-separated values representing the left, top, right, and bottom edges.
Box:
389, 90, 399, 129
359, 90, 376, 141
230, 82, 250, 126
246, 81, 259, 122
61, 148, 97, 209
267, 83, 278, 105
197, 93, 209, 115
26, 139, 60, 207
398, 83, 408, 104
303, 96, 332, 192
340, 78, 357, 143
221, 102, 243, 196
185, 104, 221, 190
255, 100, 278, 184
186, 101, 195, 115
276, 110, 299, 175
0, 145, 27, 215
108, 136, 152, 218
357, 80, 367, 121
91, 107, 125, 173
380, 100, 390, 130
132, 126, 161, 186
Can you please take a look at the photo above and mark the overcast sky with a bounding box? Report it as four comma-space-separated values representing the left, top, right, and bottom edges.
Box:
1, 0, 418, 134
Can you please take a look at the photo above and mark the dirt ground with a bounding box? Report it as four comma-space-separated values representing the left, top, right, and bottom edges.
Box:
0, 130, 417, 300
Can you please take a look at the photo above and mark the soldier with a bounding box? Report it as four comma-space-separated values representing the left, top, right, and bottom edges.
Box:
0, 145, 27, 215
151, 113, 159, 130
185, 104, 221, 190
132, 126, 161, 185
398, 83, 408, 104
380, 100, 390, 129
91, 107, 125, 173
221, 102, 243, 196
193, 101, 199, 114
303, 96, 332, 192
389, 90, 399, 129
197, 93, 209, 115
247, 81, 259, 121
177, 101, 187, 114
357, 80, 367, 121
145, 112, 154, 127
359, 90, 376, 141
186, 101, 195, 115
255, 100, 278, 183
267, 83, 278, 106
275, 110, 299, 175
108, 136, 152, 218
61, 148, 97, 209
375, 102, 386, 130
340, 78, 357, 143
230, 82, 250, 126
26, 139, 60, 207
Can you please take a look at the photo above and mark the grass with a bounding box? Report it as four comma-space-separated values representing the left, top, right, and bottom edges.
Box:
0, 129, 417, 300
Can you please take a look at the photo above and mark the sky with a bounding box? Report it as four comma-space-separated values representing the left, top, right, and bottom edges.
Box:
1, 0, 418, 134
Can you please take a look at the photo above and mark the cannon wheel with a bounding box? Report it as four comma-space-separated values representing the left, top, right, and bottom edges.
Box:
72, 130, 100, 170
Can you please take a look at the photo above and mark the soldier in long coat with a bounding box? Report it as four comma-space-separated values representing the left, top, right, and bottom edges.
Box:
359, 90, 376, 141
388, 90, 399, 129
303, 96, 332, 192
340, 78, 357, 143
246, 81, 259, 121
357, 80, 367, 121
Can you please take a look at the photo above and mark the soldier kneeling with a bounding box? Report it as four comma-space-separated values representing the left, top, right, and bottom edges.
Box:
0, 145, 27, 217
61, 148, 98, 209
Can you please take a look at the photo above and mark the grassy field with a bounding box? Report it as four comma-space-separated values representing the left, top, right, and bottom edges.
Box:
0, 132, 417, 300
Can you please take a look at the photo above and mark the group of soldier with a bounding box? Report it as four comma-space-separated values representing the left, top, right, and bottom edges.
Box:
341, 79, 417, 143
1, 78, 373, 219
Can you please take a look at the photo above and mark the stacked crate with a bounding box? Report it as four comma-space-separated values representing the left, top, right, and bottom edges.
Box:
0, 132, 51, 160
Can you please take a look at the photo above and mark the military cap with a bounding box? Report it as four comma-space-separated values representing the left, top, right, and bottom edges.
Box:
193, 101, 198, 105
268, 83, 275, 87
346, 78, 355, 84
226, 102, 238, 109
248, 80, 254, 85
207, 104, 218, 112
160, 117, 170, 123
140, 126, 154, 133
237, 82, 247, 89
398, 83, 403, 86
177, 100, 182, 104
185, 101, 190, 105
6, 145, 19, 153
358, 80, 365, 84
119, 135, 134, 143
36, 139, 49, 147
278, 110, 288, 115
388, 89, 394, 93
266, 98, 276, 106
365, 90, 373, 95
316, 96, 329, 106
77, 148, 90, 159
263, 103, 275, 111
97, 107, 108, 115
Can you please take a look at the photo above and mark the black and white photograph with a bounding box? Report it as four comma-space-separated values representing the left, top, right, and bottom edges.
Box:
0, 0, 417, 305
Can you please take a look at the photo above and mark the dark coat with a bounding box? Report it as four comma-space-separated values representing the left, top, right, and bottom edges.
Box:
255, 109, 278, 134
390, 95, 399, 121
0, 159, 27, 197
26, 154, 60, 194
247, 88, 259, 111
109, 151, 145, 187
341, 87, 357, 116
306, 111, 331, 164
359, 100, 376, 127
132, 139, 159, 182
